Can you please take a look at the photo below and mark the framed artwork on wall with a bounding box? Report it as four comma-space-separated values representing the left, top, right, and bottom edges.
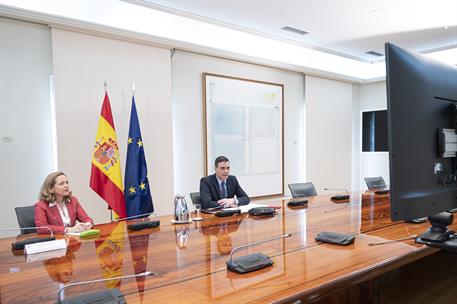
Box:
203, 73, 284, 198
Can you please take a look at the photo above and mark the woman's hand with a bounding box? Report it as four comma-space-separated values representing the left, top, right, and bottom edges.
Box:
82, 222, 93, 230
66, 224, 84, 233
66, 222, 93, 233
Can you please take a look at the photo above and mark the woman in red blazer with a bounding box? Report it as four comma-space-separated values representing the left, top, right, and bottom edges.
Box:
35, 172, 93, 234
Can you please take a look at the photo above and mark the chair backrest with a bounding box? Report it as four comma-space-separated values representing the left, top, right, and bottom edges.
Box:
14, 206, 36, 234
190, 192, 201, 206
364, 177, 387, 190
288, 182, 317, 198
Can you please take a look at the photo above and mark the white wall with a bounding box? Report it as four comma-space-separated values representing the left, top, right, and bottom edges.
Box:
171, 50, 305, 201
51, 29, 174, 222
358, 81, 389, 190
305, 76, 354, 193
351, 84, 361, 191
0, 18, 54, 236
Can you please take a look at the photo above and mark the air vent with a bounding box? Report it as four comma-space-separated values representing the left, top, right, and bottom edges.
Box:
366, 51, 384, 57
281, 26, 308, 35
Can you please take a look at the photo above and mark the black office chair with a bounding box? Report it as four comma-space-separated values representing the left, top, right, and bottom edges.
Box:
364, 177, 387, 190
288, 182, 317, 198
14, 206, 36, 234
190, 192, 201, 206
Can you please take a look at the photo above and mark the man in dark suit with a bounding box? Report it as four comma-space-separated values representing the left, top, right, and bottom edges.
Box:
200, 156, 250, 209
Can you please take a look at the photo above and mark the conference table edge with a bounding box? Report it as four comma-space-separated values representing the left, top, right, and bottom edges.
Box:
266, 244, 439, 304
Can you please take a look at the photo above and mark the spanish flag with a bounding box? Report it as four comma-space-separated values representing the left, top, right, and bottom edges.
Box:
90, 92, 127, 218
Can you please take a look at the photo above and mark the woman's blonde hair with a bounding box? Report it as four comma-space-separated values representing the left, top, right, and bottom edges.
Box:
39, 171, 72, 203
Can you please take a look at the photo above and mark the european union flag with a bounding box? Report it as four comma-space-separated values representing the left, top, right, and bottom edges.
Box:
124, 96, 154, 217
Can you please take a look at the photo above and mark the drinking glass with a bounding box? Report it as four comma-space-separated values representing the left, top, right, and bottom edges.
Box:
193, 203, 203, 221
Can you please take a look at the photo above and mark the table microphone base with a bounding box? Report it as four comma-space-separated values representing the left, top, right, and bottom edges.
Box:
331, 194, 350, 201
288, 198, 308, 207
59, 289, 126, 304
226, 253, 273, 274
127, 220, 160, 231
12, 236, 56, 250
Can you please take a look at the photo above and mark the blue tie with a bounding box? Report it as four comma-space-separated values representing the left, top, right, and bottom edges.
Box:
220, 181, 227, 198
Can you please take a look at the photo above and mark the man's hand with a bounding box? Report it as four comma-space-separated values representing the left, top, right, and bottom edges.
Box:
217, 198, 237, 207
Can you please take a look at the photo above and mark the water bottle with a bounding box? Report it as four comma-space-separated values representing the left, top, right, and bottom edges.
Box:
174, 194, 189, 222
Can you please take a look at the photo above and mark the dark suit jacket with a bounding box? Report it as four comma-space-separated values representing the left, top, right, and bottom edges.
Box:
199, 174, 250, 209
34, 196, 93, 234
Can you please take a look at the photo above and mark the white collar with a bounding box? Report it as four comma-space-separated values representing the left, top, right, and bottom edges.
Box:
48, 201, 67, 207
216, 176, 227, 185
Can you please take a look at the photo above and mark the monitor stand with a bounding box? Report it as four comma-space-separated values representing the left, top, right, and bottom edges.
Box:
416, 212, 457, 253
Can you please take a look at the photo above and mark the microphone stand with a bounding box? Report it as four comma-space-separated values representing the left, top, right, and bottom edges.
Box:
57, 271, 154, 303
324, 188, 349, 195
324, 188, 350, 201
226, 233, 292, 273
0, 226, 54, 237
229, 233, 291, 264
112, 212, 158, 222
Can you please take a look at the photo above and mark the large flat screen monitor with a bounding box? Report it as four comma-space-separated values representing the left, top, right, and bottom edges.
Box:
386, 43, 457, 221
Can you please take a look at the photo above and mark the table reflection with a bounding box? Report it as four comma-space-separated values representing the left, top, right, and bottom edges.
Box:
201, 214, 247, 255
175, 225, 190, 249
43, 237, 81, 284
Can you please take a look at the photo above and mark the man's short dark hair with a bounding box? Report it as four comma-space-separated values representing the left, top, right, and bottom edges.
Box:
215, 156, 229, 168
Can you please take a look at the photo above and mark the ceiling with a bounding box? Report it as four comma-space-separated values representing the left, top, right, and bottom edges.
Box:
142, 0, 457, 63
0, 0, 455, 81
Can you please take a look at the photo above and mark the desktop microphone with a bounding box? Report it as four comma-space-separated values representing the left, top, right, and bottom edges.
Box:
112, 212, 156, 222
287, 198, 308, 207
0, 227, 55, 250
215, 209, 241, 217
227, 233, 292, 274
127, 221, 160, 231
248, 207, 276, 217
324, 188, 350, 201
374, 189, 390, 195
57, 271, 154, 304
112, 213, 160, 231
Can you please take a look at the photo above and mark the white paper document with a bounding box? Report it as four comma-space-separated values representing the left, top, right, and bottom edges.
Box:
26, 248, 67, 263
24, 239, 67, 255
226, 203, 268, 213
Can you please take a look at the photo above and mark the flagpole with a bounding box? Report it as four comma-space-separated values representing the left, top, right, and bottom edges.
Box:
104, 79, 107, 92
132, 82, 135, 97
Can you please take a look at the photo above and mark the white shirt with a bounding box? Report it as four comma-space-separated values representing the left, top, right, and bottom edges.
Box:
49, 201, 71, 227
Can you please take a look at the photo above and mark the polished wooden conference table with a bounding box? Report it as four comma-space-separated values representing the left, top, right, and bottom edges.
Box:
0, 192, 449, 304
